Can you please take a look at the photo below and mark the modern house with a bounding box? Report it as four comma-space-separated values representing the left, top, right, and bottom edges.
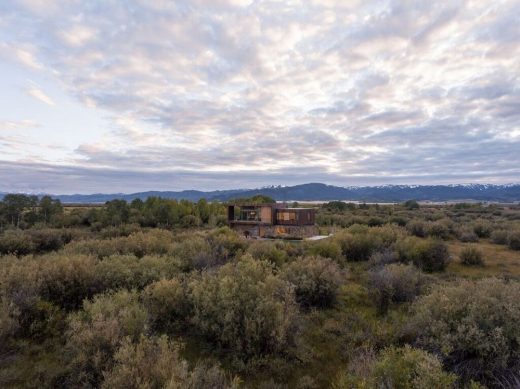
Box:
227, 203, 318, 239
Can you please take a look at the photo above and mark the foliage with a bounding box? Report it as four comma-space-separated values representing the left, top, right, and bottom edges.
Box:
189, 255, 299, 358
508, 230, 520, 250
396, 237, 450, 272
368, 264, 427, 314
409, 278, 520, 386
143, 278, 191, 332
102, 335, 239, 389
281, 256, 343, 308
459, 246, 484, 266
66, 289, 148, 387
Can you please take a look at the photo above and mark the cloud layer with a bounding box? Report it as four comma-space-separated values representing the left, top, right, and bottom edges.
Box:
0, 0, 519, 193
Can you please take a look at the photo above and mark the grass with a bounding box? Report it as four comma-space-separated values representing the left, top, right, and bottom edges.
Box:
447, 240, 520, 279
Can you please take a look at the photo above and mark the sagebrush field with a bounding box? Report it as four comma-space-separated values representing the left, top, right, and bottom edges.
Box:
1, 195, 520, 388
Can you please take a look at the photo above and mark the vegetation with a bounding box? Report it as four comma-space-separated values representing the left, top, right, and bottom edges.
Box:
1, 195, 520, 387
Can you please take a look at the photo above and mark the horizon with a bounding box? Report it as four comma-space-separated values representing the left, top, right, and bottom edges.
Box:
2, 181, 520, 197
1, 1, 519, 193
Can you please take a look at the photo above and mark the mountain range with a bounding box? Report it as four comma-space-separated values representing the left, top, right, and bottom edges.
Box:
2, 183, 520, 203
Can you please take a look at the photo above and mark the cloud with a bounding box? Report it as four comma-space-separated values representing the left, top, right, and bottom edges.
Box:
0, 0, 519, 192
27, 87, 56, 106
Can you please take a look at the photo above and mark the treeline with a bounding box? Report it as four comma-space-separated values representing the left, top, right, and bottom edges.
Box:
0, 194, 226, 230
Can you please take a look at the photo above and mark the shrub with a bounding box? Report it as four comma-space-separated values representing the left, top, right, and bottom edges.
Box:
189, 255, 299, 358
368, 264, 427, 314
406, 220, 426, 237
143, 278, 191, 332
409, 278, 520, 386
334, 231, 377, 262
66, 289, 148, 387
0, 230, 33, 256
396, 238, 450, 272
371, 346, 456, 388
425, 221, 450, 240
306, 239, 343, 262
457, 229, 479, 243
508, 231, 520, 250
94, 255, 179, 291
333, 346, 456, 388
171, 235, 213, 269
459, 246, 484, 266
473, 220, 492, 238
281, 256, 343, 308
28, 228, 65, 252
101, 335, 239, 389
368, 249, 398, 267
247, 241, 288, 267
491, 229, 509, 245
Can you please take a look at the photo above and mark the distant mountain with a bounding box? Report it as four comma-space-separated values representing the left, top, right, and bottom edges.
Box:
2, 183, 519, 203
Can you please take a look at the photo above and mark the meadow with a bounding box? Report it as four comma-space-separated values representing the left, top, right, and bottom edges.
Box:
1, 195, 520, 388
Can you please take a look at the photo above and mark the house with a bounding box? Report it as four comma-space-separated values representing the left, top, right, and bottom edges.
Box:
227, 203, 318, 239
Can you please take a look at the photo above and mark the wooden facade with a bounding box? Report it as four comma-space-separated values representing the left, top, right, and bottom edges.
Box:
227, 203, 317, 239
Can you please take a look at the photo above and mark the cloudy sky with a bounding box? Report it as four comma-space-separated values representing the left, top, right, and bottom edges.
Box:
0, 0, 519, 194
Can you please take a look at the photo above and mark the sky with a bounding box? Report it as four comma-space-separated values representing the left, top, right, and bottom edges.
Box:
0, 0, 519, 194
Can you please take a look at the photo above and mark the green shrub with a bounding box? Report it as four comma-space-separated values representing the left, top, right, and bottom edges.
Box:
508, 231, 520, 250
247, 241, 288, 267
306, 239, 343, 262
491, 229, 509, 245
335, 231, 377, 262
459, 246, 484, 266
0, 230, 33, 256
281, 256, 343, 308
101, 335, 239, 389
425, 221, 450, 240
333, 346, 456, 388
94, 255, 178, 291
66, 289, 148, 387
368, 264, 427, 314
473, 220, 492, 238
143, 278, 191, 332
371, 346, 456, 388
457, 229, 479, 243
406, 220, 426, 237
409, 278, 520, 385
189, 255, 299, 358
396, 238, 450, 272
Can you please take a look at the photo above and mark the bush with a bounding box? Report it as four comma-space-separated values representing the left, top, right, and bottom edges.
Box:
473, 220, 492, 238
102, 335, 239, 389
368, 264, 427, 314
371, 346, 456, 388
409, 278, 520, 385
396, 238, 450, 272
0, 230, 33, 256
94, 255, 180, 291
306, 239, 343, 262
143, 278, 191, 332
459, 246, 484, 266
335, 231, 377, 262
406, 220, 426, 237
247, 241, 288, 267
333, 346, 456, 388
457, 229, 479, 243
508, 231, 520, 250
425, 222, 450, 240
368, 249, 398, 267
66, 289, 148, 387
189, 255, 299, 358
491, 229, 509, 245
281, 256, 343, 308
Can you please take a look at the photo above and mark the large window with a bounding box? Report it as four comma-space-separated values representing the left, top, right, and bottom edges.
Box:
276, 210, 297, 223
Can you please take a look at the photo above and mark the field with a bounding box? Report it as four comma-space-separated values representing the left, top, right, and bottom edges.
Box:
1, 195, 520, 388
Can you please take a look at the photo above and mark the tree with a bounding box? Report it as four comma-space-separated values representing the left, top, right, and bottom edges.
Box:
39, 196, 63, 224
